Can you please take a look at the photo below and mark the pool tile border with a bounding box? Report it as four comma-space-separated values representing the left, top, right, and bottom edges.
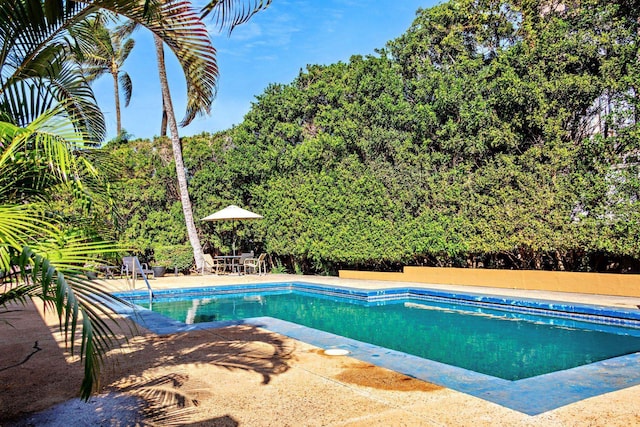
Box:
111, 281, 640, 415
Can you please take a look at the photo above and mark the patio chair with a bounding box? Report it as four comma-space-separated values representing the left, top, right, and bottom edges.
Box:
233, 252, 254, 274
202, 253, 225, 275
120, 256, 154, 279
243, 253, 267, 275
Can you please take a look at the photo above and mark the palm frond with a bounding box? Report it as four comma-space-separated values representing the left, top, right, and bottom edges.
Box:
0, 0, 85, 73
1, 0, 219, 139
0, 282, 39, 306
66, 1, 218, 127
114, 17, 138, 39
1, 79, 55, 130
0, 151, 58, 204
0, 205, 58, 253
5, 245, 134, 400
1, 48, 106, 141
37, 234, 122, 269
200, 0, 273, 34
0, 118, 70, 201
119, 72, 133, 107
120, 38, 136, 62
46, 63, 106, 143
93, 0, 218, 126
0, 109, 119, 241
0, 1, 102, 138
81, 66, 110, 83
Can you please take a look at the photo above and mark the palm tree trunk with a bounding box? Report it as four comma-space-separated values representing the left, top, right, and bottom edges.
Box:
112, 70, 122, 136
158, 45, 168, 137
153, 34, 204, 271
161, 98, 168, 137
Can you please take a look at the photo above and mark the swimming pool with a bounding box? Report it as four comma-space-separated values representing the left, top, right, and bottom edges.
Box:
112, 282, 640, 415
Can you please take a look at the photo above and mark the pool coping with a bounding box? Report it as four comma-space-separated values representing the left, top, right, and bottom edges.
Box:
110, 281, 640, 416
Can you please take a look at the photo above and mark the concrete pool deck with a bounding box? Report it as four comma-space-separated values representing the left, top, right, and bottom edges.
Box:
3, 273, 640, 425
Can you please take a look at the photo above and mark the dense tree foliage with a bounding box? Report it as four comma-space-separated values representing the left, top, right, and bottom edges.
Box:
114, 0, 640, 274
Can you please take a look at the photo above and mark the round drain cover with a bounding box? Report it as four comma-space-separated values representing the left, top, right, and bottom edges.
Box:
324, 348, 349, 356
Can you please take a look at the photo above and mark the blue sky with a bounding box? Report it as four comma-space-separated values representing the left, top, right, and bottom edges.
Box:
93, 1, 438, 141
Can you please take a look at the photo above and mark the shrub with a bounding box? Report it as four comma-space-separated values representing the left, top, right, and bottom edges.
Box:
154, 245, 194, 273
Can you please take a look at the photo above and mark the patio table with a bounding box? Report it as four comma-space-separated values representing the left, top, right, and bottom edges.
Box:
97, 264, 116, 279
214, 255, 242, 274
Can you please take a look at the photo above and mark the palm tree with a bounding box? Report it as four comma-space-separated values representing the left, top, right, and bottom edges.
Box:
0, 0, 219, 141
1, 0, 274, 400
154, 32, 206, 271
0, 0, 219, 399
154, 0, 273, 272
0, 106, 124, 399
71, 16, 136, 136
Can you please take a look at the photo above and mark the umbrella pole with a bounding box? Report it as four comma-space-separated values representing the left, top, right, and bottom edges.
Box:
232, 220, 237, 256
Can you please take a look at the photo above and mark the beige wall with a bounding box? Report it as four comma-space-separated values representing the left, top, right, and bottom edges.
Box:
339, 266, 640, 297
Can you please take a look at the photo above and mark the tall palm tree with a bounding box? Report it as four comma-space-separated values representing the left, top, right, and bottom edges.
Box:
71, 16, 136, 136
0, 0, 219, 399
154, 32, 205, 271
154, 0, 273, 272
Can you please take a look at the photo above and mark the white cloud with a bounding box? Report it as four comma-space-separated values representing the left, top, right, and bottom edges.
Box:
211, 6, 303, 61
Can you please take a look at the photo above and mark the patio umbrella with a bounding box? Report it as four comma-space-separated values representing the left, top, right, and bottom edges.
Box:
201, 205, 263, 255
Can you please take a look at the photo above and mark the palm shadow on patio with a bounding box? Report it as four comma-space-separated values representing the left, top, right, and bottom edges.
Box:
0, 300, 296, 425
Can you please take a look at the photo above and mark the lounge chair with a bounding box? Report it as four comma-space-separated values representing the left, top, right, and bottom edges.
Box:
243, 253, 267, 275
202, 253, 225, 275
120, 256, 154, 279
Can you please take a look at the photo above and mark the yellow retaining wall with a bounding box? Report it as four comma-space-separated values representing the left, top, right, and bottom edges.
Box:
339, 267, 640, 297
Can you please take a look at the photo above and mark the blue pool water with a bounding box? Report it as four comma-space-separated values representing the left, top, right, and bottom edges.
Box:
144, 289, 640, 381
